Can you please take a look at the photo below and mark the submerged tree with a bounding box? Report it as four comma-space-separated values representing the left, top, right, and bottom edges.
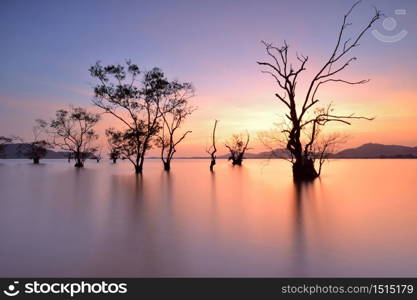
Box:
257, 1, 380, 181
94, 146, 103, 163
109, 147, 120, 164
90, 61, 193, 174
18, 119, 51, 164
104, 127, 148, 167
49, 107, 100, 168
259, 113, 347, 175
314, 133, 347, 176
21, 141, 50, 164
206, 120, 219, 172
225, 132, 250, 166
106, 132, 121, 164
302, 104, 349, 176
157, 83, 195, 171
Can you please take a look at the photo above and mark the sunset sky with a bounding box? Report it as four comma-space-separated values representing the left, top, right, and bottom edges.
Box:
1, 0, 416, 156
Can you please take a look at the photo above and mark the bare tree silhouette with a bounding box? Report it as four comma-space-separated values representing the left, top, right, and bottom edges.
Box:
314, 133, 347, 176
206, 120, 218, 172
49, 107, 100, 168
157, 82, 195, 171
90, 61, 193, 174
18, 119, 51, 164
257, 1, 380, 181
258, 120, 294, 162
225, 132, 250, 166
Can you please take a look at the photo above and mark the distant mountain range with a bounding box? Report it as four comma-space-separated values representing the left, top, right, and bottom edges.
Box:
1, 142, 417, 159
221, 143, 417, 159
331, 143, 417, 158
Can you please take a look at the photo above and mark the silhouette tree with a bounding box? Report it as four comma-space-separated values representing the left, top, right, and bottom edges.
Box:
94, 145, 103, 163
259, 115, 347, 176
90, 61, 193, 174
18, 119, 51, 164
314, 133, 347, 176
206, 120, 218, 172
257, 1, 380, 181
109, 147, 120, 164
49, 107, 100, 168
225, 132, 250, 166
104, 127, 148, 167
106, 132, 121, 164
157, 84, 195, 171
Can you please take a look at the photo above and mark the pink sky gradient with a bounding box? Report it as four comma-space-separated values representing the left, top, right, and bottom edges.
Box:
1, 0, 416, 156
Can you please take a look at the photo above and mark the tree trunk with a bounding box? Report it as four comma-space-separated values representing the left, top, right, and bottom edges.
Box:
232, 158, 242, 166
33, 157, 40, 164
163, 161, 171, 172
292, 158, 318, 181
209, 159, 216, 172
135, 165, 142, 174
288, 124, 318, 181
136, 148, 146, 174
74, 158, 84, 168
112, 158, 117, 164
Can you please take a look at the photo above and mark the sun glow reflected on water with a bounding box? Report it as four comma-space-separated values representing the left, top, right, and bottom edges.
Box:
0, 158, 416, 277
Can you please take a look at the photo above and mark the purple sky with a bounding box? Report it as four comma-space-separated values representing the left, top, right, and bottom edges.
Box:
1, 0, 416, 155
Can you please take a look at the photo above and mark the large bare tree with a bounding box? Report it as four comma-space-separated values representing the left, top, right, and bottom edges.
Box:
257, 1, 380, 181
49, 107, 100, 168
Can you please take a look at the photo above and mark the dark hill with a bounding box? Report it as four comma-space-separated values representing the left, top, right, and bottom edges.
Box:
333, 143, 417, 158
0, 143, 69, 159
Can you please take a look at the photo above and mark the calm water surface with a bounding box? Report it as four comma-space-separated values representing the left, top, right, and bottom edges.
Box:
0, 159, 416, 277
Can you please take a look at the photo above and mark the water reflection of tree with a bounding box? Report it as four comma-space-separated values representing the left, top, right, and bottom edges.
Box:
291, 181, 316, 276
209, 171, 219, 233
160, 171, 173, 213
